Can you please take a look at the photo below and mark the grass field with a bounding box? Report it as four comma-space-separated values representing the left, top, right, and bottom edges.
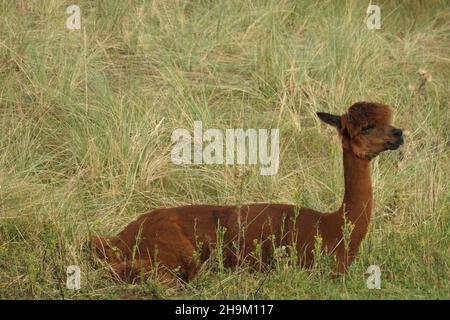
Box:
0, 0, 449, 299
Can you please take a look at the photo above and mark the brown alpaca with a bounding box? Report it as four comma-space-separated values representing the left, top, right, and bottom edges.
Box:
91, 102, 403, 283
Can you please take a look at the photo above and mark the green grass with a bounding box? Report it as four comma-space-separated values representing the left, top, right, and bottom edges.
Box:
0, 0, 449, 299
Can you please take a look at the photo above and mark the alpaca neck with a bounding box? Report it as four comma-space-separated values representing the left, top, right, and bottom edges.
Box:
340, 148, 373, 237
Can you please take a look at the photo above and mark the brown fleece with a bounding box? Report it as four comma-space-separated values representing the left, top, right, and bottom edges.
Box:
92, 102, 403, 282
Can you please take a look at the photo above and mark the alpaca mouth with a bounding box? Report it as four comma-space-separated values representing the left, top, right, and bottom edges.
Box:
386, 138, 404, 150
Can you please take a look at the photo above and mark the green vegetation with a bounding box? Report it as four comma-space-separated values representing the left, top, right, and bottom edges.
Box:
0, 0, 449, 299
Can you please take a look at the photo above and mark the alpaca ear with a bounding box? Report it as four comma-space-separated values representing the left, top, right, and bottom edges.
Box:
317, 112, 341, 129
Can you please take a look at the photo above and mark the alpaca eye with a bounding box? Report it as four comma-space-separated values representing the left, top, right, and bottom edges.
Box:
361, 125, 374, 134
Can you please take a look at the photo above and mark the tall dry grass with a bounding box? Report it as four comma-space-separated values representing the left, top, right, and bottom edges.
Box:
0, 0, 449, 299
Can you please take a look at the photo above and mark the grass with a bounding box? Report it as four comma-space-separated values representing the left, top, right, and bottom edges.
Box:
0, 0, 449, 299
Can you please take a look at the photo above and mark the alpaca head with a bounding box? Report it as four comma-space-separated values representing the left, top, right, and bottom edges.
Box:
317, 102, 404, 160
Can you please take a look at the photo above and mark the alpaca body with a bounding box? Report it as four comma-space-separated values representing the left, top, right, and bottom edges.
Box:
94, 204, 322, 281
92, 102, 402, 282
92, 149, 372, 282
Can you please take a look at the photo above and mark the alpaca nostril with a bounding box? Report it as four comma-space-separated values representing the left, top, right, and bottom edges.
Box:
392, 128, 403, 137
